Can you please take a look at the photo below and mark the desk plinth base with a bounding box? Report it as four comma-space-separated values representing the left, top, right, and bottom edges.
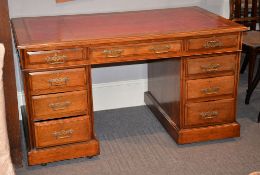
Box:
144, 91, 240, 144
28, 139, 100, 166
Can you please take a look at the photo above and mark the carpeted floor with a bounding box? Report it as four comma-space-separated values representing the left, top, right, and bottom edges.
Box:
16, 72, 260, 175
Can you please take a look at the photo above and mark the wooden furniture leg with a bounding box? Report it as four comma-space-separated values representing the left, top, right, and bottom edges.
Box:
245, 59, 260, 104
0, 0, 22, 167
246, 48, 257, 104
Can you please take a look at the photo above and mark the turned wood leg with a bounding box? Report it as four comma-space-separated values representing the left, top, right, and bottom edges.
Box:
245, 49, 257, 104
245, 57, 260, 104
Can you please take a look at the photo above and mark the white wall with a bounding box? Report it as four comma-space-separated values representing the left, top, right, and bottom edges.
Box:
8, 0, 228, 114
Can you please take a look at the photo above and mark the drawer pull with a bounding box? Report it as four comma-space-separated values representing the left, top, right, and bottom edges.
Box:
46, 53, 67, 64
53, 129, 74, 139
201, 87, 220, 95
203, 38, 223, 48
200, 64, 221, 72
200, 111, 219, 119
49, 101, 71, 111
48, 77, 69, 86
150, 44, 171, 54
103, 49, 123, 58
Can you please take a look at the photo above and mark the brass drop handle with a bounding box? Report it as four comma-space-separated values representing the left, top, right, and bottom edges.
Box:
48, 77, 69, 86
203, 39, 223, 48
200, 64, 221, 72
150, 44, 171, 54
49, 101, 71, 111
201, 87, 220, 95
46, 53, 67, 64
53, 129, 74, 139
200, 111, 219, 119
103, 49, 124, 58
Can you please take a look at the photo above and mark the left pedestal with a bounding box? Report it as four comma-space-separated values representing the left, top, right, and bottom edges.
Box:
19, 51, 100, 165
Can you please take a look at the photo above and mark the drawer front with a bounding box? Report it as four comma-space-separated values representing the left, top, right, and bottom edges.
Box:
29, 68, 87, 95
185, 99, 235, 127
187, 34, 239, 52
89, 41, 182, 64
186, 54, 236, 76
25, 48, 85, 69
34, 115, 91, 148
186, 75, 234, 99
31, 90, 88, 120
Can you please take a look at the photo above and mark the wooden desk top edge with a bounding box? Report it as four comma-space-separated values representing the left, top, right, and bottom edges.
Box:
11, 6, 247, 50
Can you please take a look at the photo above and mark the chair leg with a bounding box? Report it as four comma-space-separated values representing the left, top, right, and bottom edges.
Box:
245, 49, 257, 104
240, 52, 249, 74
245, 58, 260, 104
258, 112, 260, 123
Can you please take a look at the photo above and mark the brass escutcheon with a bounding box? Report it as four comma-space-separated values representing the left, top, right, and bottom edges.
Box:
200, 111, 219, 119
150, 44, 171, 54
201, 87, 220, 95
103, 49, 124, 58
46, 53, 67, 64
48, 101, 71, 111
48, 77, 69, 86
53, 129, 74, 139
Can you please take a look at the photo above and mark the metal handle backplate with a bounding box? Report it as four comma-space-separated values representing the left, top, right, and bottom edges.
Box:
49, 101, 71, 111
46, 53, 67, 64
200, 64, 221, 72
103, 49, 123, 58
53, 129, 74, 139
203, 38, 223, 48
201, 87, 220, 95
48, 77, 69, 87
200, 111, 219, 119
150, 44, 171, 54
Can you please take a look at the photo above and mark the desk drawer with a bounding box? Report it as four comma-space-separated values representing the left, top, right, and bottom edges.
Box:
31, 90, 88, 121
28, 68, 87, 95
185, 99, 235, 127
89, 41, 182, 64
186, 54, 236, 76
187, 34, 239, 53
186, 75, 234, 100
34, 115, 91, 148
25, 48, 85, 69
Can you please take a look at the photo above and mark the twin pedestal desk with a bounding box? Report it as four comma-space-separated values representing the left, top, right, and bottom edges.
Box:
12, 7, 246, 165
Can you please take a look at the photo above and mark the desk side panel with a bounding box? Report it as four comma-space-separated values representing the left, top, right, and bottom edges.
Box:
147, 58, 181, 127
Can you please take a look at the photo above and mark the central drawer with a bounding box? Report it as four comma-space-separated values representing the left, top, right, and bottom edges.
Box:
89, 41, 182, 64
186, 75, 235, 100
34, 115, 91, 148
31, 90, 88, 121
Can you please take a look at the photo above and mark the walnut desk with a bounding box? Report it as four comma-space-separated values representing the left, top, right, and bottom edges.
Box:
11, 7, 246, 165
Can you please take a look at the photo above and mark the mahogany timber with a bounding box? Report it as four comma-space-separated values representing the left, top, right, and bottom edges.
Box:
11, 7, 247, 165
0, 0, 22, 167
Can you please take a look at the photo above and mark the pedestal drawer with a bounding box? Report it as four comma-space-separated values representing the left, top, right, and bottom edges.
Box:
186, 54, 236, 76
34, 115, 91, 148
29, 68, 87, 95
31, 90, 88, 121
186, 75, 234, 100
89, 41, 182, 64
185, 99, 235, 127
